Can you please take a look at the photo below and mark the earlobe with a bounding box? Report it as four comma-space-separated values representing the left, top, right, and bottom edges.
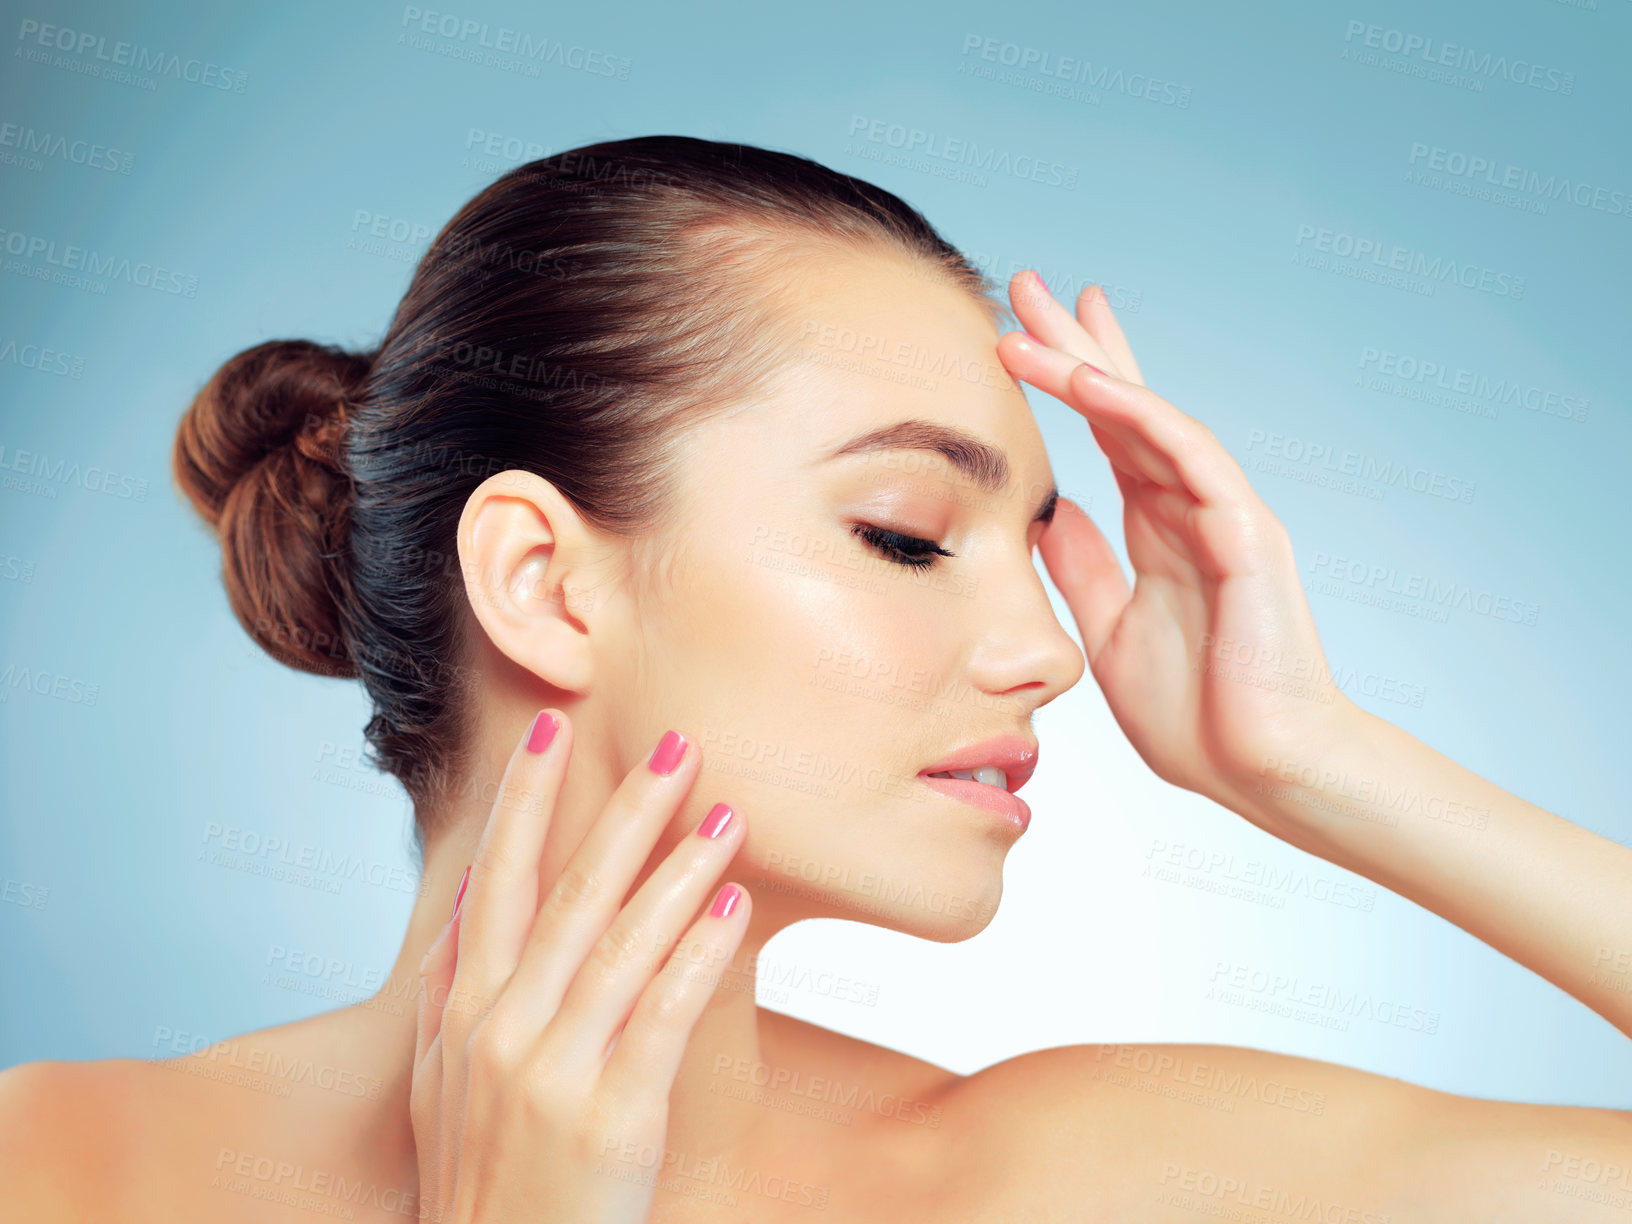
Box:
456, 471, 598, 693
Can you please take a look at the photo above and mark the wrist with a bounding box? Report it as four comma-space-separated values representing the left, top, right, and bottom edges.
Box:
1216, 696, 1381, 846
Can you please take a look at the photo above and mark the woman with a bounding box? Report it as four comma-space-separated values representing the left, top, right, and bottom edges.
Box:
3, 136, 1626, 1221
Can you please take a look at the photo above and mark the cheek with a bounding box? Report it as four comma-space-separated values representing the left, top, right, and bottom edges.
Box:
629, 533, 907, 763
668, 530, 879, 708
674, 529, 963, 748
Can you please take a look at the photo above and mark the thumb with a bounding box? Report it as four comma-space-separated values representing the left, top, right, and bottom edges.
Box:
1039, 497, 1131, 664
414, 908, 461, 1069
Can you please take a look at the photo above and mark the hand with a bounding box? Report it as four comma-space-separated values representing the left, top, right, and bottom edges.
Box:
995, 271, 1360, 822
412, 715, 749, 1222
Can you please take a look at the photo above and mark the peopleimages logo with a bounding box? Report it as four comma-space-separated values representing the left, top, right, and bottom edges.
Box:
957, 33, 1192, 108
1243, 429, 1476, 504
1341, 20, 1575, 94
0, 122, 133, 174
0, 227, 198, 297
398, 6, 632, 79
1407, 144, 1629, 217
14, 18, 249, 92
0, 442, 149, 501
1293, 225, 1524, 298
1306, 552, 1540, 626
0, 340, 85, 379
1358, 347, 1589, 423
846, 115, 1079, 190
462, 127, 550, 165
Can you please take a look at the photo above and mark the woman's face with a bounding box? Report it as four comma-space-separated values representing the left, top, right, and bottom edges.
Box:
606, 250, 1086, 941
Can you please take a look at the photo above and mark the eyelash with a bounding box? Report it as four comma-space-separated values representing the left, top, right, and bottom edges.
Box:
851, 523, 955, 571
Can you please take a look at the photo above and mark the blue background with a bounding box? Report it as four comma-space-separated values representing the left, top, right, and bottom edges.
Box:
2, 0, 1628, 1109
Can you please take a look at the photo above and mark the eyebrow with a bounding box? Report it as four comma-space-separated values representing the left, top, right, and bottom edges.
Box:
823, 419, 1058, 524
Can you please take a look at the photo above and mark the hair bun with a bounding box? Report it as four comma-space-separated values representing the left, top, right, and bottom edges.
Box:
173, 339, 374, 678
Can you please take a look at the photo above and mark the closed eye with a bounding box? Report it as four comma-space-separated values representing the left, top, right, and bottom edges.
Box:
851, 523, 955, 570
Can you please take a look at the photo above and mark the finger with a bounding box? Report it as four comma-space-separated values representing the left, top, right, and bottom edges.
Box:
1006, 269, 1124, 378
547, 798, 746, 1062
499, 729, 704, 1027
1038, 497, 1132, 662
1002, 331, 1257, 507
414, 909, 461, 1069
447, 709, 570, 1029
600, 881, 751, 1104
1094, 436, 1209, 574
1076, 284, 1145, 388
999, 331, 1185, 488
1138, 484, 1207, 562
1087, 419, 1155, 494
1069, 363, 1257, 506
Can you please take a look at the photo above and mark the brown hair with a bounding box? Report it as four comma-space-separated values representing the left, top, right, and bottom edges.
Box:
173, 135, 1001, 841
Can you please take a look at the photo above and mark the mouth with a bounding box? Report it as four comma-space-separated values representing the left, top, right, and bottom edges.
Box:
918, 734, 1039, 793
916, 735, 1039, 832
925, 766, 1011, 788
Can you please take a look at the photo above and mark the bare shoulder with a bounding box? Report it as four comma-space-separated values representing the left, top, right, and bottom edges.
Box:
943, 1040, 1632, 1221
0, 1056, 161, 1220
0, 1007, 401, 1224
759, 1007, 963, 1100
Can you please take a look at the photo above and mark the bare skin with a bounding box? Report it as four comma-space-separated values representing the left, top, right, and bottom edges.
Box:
3, 257, 1628, 1222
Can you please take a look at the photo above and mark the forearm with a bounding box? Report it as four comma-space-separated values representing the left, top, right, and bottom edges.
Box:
1231, 704, 1632, 1039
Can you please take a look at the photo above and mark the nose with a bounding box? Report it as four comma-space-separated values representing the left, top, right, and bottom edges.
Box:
962, 549, 1087, 711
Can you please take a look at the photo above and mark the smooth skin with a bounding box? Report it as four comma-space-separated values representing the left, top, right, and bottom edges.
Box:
1, 255, 1628, 1222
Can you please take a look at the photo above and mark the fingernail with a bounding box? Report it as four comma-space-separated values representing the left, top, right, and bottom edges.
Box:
451, 865, 470, 921
527, 709, 559, 753
698, 802, 735, 839
1033, 269, 1049, 295
649, 730, 687, 775
709, 883, 742, 918
1080, 361, 1107, 377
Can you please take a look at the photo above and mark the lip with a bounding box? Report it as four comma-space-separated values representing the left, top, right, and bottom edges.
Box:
919, 734, 1039, 791
918, 774, 1032, 832
917, 734, 1039, 833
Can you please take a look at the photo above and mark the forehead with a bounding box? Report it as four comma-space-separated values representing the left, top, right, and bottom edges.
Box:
657, 245, 1053, 542
768, 247, 1043, 459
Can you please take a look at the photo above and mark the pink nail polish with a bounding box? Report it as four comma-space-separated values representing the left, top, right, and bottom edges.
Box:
648, 730, 687, 775
709, 883, 741, 919
1033, 269, 1049, 295
526, 710, 559, 754
452, 865, 470, 921
1080, 360, 1107, 377
698, 802, 734, 839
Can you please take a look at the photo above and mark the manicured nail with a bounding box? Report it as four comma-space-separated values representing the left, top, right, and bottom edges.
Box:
709, 883, 742, 918
1080, 360, 1107, 377
526, 709, 559, 754
452, 865, 471, 921
698, 802, 734, 839
1032, 269, 1049, 295
648, 730, 687, 775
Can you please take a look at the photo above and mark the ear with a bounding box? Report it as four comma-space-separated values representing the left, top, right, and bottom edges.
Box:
456, 469, 605, 693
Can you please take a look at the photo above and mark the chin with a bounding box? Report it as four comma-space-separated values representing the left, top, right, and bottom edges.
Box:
829, 869, 1005, 943
747, 799, 1012, 942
